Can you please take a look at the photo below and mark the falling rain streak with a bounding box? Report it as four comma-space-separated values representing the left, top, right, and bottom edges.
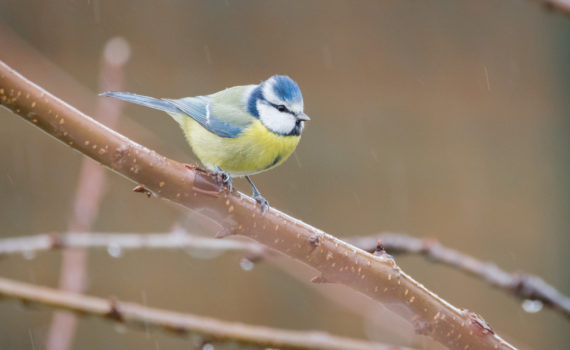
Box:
483, 65, 491, 91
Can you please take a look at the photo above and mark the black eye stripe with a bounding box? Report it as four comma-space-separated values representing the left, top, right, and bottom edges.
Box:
268, 102, 295, 115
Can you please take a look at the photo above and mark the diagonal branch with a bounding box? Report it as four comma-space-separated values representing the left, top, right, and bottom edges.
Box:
346, 233, 570, 321
0, 60, 517, 350
0, 277, 404, 350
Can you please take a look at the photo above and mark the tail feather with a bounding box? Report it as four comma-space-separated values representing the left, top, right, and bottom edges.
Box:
100, 91, 180, 114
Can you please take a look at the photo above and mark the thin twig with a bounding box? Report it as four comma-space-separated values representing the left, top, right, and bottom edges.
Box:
0, 277, 404, 350
0, 232, 268, 259
346, 233, 570, 320
0, 60, 517, 350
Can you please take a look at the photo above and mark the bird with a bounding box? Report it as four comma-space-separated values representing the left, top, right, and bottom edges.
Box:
100, 75, 309, 213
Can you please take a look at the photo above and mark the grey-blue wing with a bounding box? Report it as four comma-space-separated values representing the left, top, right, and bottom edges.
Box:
100, 91, 248, 138
100, 91, 180, 114
165, 97, 245, 138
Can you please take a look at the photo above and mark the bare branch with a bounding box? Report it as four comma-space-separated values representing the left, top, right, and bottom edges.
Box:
4, 230, 567, 322
347, 233, 570, 320
0, 60, 517, 350
0, 277, 404, 350
0, 232, 268, 259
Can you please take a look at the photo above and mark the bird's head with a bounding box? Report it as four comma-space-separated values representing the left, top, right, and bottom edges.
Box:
248, 75, 310, 136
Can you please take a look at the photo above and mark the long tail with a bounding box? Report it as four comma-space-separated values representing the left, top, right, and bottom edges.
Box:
100, 91, 181, 114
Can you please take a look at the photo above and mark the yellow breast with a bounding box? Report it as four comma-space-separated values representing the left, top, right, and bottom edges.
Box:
181, 118, 300, 177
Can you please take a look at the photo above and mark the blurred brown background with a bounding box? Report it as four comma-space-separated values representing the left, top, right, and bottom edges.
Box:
1, 1, 569, 349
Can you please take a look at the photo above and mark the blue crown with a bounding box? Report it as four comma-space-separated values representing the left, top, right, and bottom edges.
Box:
270, 75, 302, 103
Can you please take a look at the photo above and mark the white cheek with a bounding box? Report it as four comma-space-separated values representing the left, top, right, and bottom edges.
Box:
257, 103, 296, 134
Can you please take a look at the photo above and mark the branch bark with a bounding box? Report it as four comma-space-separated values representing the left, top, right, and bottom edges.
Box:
0, 60, 517, 350
0, 277, 403, 350
346, 233, 570, 321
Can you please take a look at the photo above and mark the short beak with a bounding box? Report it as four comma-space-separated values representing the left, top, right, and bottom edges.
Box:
297, 113, 310, 121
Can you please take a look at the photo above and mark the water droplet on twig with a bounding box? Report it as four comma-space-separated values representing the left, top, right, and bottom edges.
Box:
107, 243, 123, 258
522, 299, 543, 313
240, 258, 254, 271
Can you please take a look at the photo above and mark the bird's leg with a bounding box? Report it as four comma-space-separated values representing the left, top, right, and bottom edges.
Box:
214, 166, 233, 192
245, 176, 269, 214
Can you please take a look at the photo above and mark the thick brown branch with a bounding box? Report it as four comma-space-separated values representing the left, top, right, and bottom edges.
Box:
0, 277, 402, 350
347, 233, 570, 320
0, 60, 517, 350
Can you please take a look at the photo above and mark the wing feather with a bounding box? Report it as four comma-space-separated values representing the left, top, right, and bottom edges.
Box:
99, 92, 179, 114
101, 85, 255, 139
165, 96, 246, 138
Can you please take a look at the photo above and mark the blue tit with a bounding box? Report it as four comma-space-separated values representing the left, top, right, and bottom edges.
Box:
100, 75, 310, 212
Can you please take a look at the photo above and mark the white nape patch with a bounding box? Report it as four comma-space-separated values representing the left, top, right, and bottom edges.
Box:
257, 101, 296, 135
262, 77, 283, 105
242, 85, 256, 104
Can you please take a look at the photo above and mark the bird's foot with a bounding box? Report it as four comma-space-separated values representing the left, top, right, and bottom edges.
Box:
244, 176, 269, 214
252, 193, 269, 214
214, 167, 233, 192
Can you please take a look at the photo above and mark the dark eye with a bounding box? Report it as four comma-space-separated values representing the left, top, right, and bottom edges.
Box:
277, 105, 287, 112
